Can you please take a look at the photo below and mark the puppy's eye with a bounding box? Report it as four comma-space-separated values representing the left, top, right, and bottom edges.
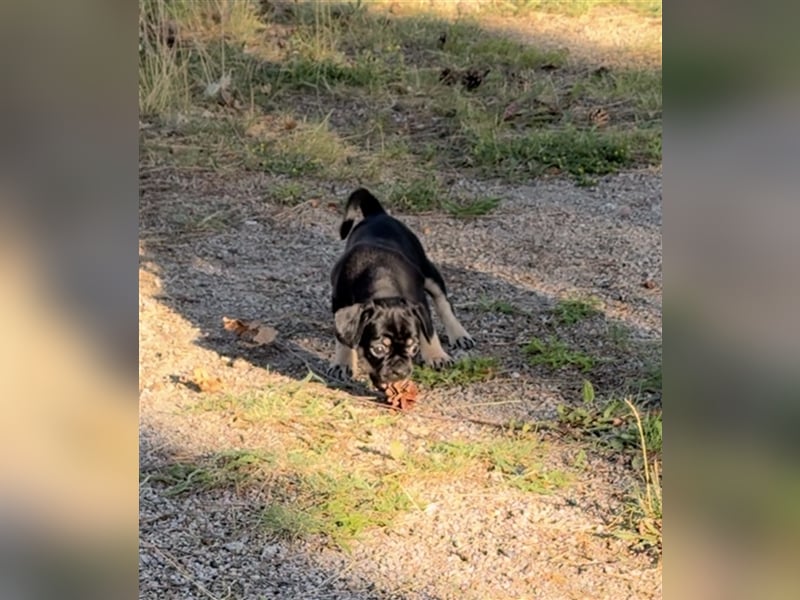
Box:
407, 343, 418, 356
369, 344, 389, 357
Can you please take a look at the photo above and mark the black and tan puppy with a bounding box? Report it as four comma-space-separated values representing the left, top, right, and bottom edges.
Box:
328, 188, 474, 390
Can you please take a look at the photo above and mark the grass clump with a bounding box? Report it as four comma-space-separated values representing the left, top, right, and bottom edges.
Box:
482, 0, 662, 18
471, 127, 657, 184
556, 381, 661, 454
415, 357, 500, 387
552, 380, 662, 552
524, 337, 594, 371
142, 449, 271, 497
386, 176, 445, 212
444, 196, 501, 217
478, 297, 520, 315
553, 296, 602, 325
615, 399, 662, 554
140, 0, 661, 187
158, 373, 572, 548
423, 436, 570, 494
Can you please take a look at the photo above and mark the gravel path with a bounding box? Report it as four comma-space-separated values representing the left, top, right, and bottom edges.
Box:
139, 166, 662, 599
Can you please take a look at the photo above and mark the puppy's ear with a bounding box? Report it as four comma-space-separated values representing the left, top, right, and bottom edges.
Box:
334, 303, 374, 347
411, 303, 434, 342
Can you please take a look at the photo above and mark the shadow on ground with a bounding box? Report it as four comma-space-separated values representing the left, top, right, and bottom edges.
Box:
139, 168, 661, 423
139, 426, 442, 600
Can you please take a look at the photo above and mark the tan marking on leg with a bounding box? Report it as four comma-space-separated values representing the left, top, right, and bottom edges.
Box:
425, 278, 470, 342
420, 331, 451, 366
334, 340, 357, 376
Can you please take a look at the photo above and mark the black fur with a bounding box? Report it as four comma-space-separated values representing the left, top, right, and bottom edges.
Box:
330, 188, 455, 389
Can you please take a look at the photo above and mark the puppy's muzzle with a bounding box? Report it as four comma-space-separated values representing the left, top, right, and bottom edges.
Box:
370, 362, 413, 390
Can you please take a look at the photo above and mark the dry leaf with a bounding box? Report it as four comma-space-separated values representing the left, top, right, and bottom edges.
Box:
192, 367, 222, 393
385, 379, 420, 410
222, 316, 249, 335
223, 317, 277, 346
250, 325, 277, 345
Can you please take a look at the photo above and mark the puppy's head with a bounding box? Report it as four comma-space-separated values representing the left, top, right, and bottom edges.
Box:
334, 298, 433, 390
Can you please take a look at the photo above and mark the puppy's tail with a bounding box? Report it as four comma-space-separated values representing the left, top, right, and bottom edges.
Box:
339, 187, 386, 239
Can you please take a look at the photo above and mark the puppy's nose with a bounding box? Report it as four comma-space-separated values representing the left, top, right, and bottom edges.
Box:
390, 365, 411, 380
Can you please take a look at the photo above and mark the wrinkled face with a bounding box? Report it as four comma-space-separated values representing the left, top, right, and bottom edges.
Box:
359, 310, 420, 390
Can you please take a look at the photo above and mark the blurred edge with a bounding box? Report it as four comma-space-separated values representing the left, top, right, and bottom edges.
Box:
0, 0, 137, 599
667, 1, 800, 599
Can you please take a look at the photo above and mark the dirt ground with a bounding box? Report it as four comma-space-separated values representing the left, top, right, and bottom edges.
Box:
139, 165, 661, 599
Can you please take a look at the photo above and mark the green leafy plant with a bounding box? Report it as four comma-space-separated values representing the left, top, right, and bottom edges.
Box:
524, 337, 594, 371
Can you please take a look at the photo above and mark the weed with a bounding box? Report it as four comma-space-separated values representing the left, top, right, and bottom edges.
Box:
477, 297, 519, 315
639, 363, 662, 395
524, 337, 594, 371
386, 176, 444, 212
483, 0, 662, 18
556, 381, 662, 455
471, 127, 657, 183
485, 437, 570, 493
615, 399, 662, 553
268, 181, 307, 206
553, 296, 602, 325
608, 322, 632, 349
444, 196, 501, 218
423, 436, 570, 494
439, 21, 567, 70
143, 449, 270, 496
140, 0, 661, 185
247, 116, 353, 177
414, 357, 499, 387
262, 503, 323, 540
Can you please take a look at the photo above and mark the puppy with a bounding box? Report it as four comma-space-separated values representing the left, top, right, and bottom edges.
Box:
328, 188, 474, 390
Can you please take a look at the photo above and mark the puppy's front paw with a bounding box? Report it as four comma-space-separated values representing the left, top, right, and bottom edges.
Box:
326, 363, 353, 382
451, 335, 475, 351
425, 353, 454, 370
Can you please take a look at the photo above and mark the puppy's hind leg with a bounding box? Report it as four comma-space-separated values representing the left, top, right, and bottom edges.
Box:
423, 266, 475, 350
327, 340, 357, 381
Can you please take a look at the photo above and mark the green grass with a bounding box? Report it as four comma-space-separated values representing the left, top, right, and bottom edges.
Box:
639, 359, 662, 395
524, 337, 594, 371
267, 181, 307, 206
557, 380, 662, 452
616, 398, 662, 553
444, 196, 501, 217
146, 372, 575, 548
553, 296, 602, 325
139, 0, 661, 186
477, 297, 520, 315
385, 176, 444, 212
550, 381, 662, 552
421, 437, 570, 494
415, 357, 499, 387
483, 0, 662, 18
142, 449, 271, 496
470, 127, 660, 185
607, 322, 632, 349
